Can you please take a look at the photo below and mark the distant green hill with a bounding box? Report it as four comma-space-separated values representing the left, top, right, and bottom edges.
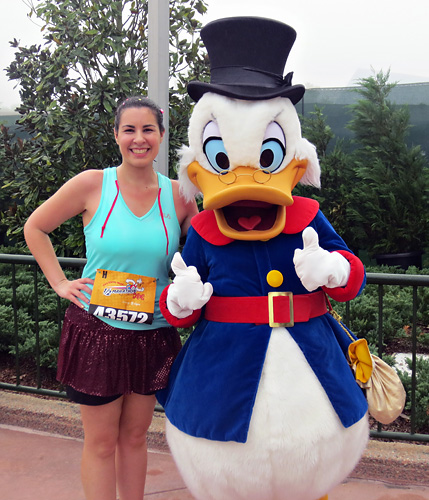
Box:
302, 83, 429, 156
0, 114, 31, 139
0, 114, 18, 125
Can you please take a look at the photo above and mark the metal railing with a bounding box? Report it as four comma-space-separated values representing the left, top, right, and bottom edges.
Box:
0, 254, 428, 442
359, 272, 429, 442
0, 254, 86, 398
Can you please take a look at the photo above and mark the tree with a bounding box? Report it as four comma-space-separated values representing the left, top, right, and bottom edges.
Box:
299, 106, 362, 252
299, 77, 429, 261
0, 0, 209, 256
300, 105, 334, 160
347, 70, 429, 258
0, 125, 18, 246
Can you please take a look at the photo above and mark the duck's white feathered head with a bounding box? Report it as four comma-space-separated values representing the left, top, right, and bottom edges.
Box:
179, 93, 320, 240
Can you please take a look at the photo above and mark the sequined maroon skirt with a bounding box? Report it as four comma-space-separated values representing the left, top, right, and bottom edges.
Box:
57, 304, 182, 397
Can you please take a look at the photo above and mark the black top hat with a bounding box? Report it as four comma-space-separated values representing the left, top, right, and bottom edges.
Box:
187, 16, 305, 103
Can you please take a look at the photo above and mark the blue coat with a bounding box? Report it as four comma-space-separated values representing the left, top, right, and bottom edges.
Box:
157, 197, 368, 443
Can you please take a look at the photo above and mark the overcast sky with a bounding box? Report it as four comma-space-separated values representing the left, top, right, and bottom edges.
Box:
1, 0, 428, 113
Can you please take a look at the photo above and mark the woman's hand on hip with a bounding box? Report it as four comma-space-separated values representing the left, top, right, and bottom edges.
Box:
54, 277, 94, 308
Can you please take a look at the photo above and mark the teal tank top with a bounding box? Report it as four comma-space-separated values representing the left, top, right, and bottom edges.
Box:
79, 167, 180, 330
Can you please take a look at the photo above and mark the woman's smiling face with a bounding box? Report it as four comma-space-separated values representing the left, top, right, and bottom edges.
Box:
114, 106, 164, 169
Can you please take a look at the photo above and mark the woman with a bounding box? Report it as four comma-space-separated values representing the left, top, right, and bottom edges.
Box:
24, 96, 198, 500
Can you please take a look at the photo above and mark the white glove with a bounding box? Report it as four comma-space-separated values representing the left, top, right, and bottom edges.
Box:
293, 227, 351, 292
167, 252, 213, 318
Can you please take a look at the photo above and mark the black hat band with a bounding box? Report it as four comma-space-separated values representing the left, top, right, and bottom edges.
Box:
210, 66, 290, 89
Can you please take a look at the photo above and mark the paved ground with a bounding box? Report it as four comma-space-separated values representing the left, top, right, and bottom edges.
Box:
1, 390, 429, 499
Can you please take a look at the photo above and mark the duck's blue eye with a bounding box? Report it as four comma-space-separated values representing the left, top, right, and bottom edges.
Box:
259, 139, 285, 172
203, 137, 230, 173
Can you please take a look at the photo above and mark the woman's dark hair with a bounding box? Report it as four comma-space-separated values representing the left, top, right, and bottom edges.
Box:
114, 96, 165, 134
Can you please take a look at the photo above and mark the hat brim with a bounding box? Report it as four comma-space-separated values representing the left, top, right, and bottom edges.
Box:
187, 81, 305, 104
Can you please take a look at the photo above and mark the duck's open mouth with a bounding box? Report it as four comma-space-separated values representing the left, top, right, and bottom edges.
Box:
214, 200, 285, 240
220, 200, 279, 232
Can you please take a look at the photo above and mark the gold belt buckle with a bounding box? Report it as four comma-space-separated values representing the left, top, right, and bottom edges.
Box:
268, 291, 294, 328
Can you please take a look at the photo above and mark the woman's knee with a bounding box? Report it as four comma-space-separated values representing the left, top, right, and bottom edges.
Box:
84, 430, 119, 459
118, 423, 149, 449
118, 394, 156, 449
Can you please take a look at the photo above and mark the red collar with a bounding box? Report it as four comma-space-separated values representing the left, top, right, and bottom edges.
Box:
191, 196, 319, 245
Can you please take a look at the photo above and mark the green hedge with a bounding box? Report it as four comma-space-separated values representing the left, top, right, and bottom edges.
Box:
398, 357, 429, 433
0, 248, 79, 369
332, 266, 429, 350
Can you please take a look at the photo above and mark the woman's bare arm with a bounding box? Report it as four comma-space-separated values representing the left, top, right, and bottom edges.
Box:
24, 170, 102, 306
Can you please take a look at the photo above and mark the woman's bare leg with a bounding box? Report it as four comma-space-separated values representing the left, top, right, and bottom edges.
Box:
115, 393, 156, 500
80, 397, 124, 500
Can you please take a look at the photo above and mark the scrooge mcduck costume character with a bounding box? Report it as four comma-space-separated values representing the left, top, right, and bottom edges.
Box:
157, 17, 370, 500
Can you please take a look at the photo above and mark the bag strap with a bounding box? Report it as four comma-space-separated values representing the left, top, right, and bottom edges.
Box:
324, 293, 355, 343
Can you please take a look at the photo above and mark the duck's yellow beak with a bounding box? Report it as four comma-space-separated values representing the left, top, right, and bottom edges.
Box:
187, 158, 308, 240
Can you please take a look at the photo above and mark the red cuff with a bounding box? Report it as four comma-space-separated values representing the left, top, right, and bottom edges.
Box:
159, 284, 202, 328
322, 251, 365, 302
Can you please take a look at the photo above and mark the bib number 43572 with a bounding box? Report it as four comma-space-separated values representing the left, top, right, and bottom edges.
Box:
89, 305, 151, 324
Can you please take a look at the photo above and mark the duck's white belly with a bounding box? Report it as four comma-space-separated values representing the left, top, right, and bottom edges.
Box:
166, 328, 369, 500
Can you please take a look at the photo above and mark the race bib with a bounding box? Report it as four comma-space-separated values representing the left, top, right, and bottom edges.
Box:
89, 269, 157, 324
